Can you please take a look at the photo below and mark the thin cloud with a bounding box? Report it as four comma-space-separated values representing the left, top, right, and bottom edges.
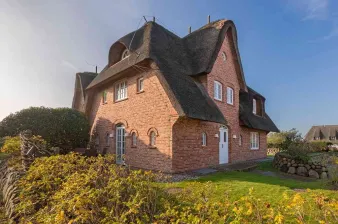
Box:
61, 60, 78, 71
301, 0, 329, 21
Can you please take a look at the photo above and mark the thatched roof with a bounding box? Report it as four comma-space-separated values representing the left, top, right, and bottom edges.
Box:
80, 19, 278, 131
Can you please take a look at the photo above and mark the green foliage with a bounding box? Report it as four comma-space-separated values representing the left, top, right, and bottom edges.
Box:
268, 128, 302, 148
0, 136, 20, 153
14, 154, 338, 223
0, 107, 90, 150
16, 154, 170, 223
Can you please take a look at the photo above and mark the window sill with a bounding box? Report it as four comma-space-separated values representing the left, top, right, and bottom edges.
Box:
250, 148, 259, 150
227, 102, 234, 106
131, 145, 137, 148
136, 90, 144, 94
102, 102, 108, 105
149, 146, 157, 149
214, 98, 223, 102
115, 98, 128, 103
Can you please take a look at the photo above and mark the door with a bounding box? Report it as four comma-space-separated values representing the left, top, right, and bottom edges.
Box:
116, 125, 125, 164
219, 127, 229, 164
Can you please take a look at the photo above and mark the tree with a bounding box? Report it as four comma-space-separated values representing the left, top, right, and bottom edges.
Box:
0, 107, 90, 151
268, 128, 302, 148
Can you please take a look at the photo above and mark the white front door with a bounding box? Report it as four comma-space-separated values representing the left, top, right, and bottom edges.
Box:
219, 127, 229, 164
116, 125, 125, 164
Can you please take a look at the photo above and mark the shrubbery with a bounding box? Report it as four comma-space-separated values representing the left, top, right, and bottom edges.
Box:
14, 154, 338, 223
0, 107, 90, 151
0, 136, 21, 153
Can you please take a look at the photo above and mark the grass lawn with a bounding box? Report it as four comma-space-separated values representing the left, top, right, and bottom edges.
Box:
163, 161, 337, 206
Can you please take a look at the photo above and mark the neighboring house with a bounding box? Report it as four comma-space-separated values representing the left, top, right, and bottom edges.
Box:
304, 125, 338, 144
72, 19, 279, 173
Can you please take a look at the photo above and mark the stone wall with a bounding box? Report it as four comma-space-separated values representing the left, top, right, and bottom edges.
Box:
273, 153, 329, 179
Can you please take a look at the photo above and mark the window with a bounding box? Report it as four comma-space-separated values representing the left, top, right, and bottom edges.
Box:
105, 133, 110, 146
214, 81, 222, 101
115, 81, 127, 101
222, 52, 227, 62
239, 134, 242, 146
227, 87, 234, 105
250, 132, 259, 150
202, 132, 207, 146
102, 91, 107, 104
150, 131, 156, 146
121, 49, 129, 60
132, 132, 137, 147
253, 99, 257, 114
137, 77, 144, 92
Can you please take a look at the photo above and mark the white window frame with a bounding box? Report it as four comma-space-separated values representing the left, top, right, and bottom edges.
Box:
253, 99, 257, 114
115, 81, 127, 101
132, 132, 137, 147
102, 91, 107, 104
121, 49, 129, 60
250, 132, 259, 150
214, 81, 222, 101
137, 77, 144, 92
150, 131, 156, 146
227, 87, 234, 105
202, 132, 207, 146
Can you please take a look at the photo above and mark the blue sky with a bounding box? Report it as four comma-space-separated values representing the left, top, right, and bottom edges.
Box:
1, 0, 337, 135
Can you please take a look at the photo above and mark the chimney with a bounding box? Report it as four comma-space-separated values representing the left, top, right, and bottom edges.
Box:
153, 16, 156, 22
95, 66, 97, 74
188, 26, 191, 34
208, 15, 210, 24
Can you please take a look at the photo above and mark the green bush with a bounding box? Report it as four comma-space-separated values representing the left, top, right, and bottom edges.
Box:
0, 107, 90, 150
13, 154, 338, 223
0, 136, 21, 153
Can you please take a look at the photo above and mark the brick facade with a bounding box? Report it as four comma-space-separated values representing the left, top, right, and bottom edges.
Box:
84, 28, 268, 173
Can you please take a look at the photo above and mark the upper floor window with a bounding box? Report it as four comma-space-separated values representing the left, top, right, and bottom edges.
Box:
202, 132, 207, 146
214, 81, 222, 101
250, 132, 259, 150
121, 49, 129, 60
222, 52, 227, 62
253, 99, 257, 114
102, 91, 107, 104
137, 77, 144, 92
115, 81, 127, 101
227, 87, 234, 105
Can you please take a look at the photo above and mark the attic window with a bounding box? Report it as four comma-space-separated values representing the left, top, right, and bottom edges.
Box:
214, 81, 222, 101
222, 52, 227, 62
253, 98, 263, 116
121, 49, 129, 60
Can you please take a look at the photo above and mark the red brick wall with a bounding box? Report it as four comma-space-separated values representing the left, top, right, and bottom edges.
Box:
88, 64, 178, 173
206, 28, 268, 163
171, 28, 268, 172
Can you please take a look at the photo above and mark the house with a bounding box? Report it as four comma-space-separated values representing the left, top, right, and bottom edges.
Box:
304, 125, 338, 144
72, 19, 279, 173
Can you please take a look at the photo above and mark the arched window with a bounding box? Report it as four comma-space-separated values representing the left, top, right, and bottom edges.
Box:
202, 132, 207, 146
222, 52, 227, 62
132, 132, 137, 147
150, 131, 156, 146
105, 133, 110, 146
121, 49, 129, 60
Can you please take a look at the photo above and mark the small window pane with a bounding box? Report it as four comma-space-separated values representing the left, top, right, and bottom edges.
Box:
202, 133, 207, 146
150, 131, 156, 146
115, 81, 127, 101
138, 78, 144, 92
253, 99, 257, 114
132, 133, 137, 146
214, 81, 222, 101
227, 87, 233, 105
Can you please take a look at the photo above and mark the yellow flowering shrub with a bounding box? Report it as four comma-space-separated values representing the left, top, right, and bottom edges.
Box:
13, 154, 338, 223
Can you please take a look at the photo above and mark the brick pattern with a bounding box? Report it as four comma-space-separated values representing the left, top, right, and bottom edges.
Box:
84, 28, 268, 173
171, 29, 268, 172
88, 64, 178, 173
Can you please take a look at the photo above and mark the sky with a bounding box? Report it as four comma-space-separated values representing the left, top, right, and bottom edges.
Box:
0, 0, 338, 136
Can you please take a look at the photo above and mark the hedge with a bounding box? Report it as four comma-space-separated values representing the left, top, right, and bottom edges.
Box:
0, 107, 90, 150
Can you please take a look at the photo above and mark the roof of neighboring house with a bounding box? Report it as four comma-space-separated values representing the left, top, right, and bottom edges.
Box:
81, 19, 278, 131
304, 125, 338, 141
